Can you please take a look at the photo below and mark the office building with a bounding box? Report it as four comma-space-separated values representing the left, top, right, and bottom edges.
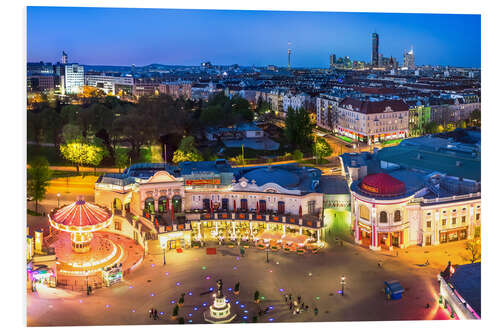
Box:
372, 33, 379, 67
64, 64, 84, 94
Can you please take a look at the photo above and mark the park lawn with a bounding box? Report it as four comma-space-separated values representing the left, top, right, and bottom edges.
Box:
336, 135, 354, 143
323, 209, 352, 243
382, 139, 403, 146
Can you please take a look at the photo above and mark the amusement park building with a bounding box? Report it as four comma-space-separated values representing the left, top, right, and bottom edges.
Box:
95, 161, 336, 251
340, 130, 481, 251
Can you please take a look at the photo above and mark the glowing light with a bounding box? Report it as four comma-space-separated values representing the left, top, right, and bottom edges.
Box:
129, 286, 133, 289
206, 276, 211, 280
236, 257, 240, 260
176, 282, 181, 286
106, 304, 110, 308
165, 272, 169, 275
244, 310, 248, 313
261, 296, 265, 300
243, 316, 248, 320
171, 300, 176, 304
160, 312, 164, 315
151, 293, 155, 297
235, 301, 239, 304
269, 318, 274, 322
194, 307, 199, 311
188, 320, 193, 323
202, 266, 206, 270
79, 300, 83, 303
228, 288, 232, 291
188, 313, 193, 317
233, 266, 237, 270
151, 264, 155, 267
269, 270, 273, 273
209, 287, 214, 291
315, 296, 320, 300
132, 309, 136, 312
188, 292, 193, 296
202, 303, 207, 307
240, 304, 245, 308
279, 288, 284, 292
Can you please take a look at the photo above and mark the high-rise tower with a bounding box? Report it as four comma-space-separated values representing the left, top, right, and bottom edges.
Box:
287, 41, 292, 70
62, 51, 68, 64
372, 33, 379, 67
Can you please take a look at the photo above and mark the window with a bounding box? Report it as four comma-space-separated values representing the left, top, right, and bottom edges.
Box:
394, 210, 402, 222
307, 201, 315, 214
476, 213, 480, 221
452, 217, 456, 225
114, 221, 121, 231
426, 221, 432, 229
360, 205, 370, 220
240, 199, 248, 210
462, 216, 466, 223
442, 219, 447, 226
380, 211, 388, 223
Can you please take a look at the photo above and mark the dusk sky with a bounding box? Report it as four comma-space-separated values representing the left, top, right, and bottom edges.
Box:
27, 7, 481, 68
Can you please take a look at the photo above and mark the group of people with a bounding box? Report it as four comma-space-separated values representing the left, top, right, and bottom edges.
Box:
149, 308, 160, 320
283, 293, 317, 316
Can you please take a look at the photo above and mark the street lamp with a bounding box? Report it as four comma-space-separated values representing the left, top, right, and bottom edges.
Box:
56, 193, 61, 208
341, 275, 346, 296
160, 236, 167, 266
266, 244, 270, 263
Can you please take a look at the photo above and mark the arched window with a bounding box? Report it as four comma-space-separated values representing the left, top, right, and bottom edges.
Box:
380, 211, 388, 223
360, 205, 370, 220
394, 210, 402, 222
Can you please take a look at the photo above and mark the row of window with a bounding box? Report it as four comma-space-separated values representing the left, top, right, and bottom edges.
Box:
359, 206, 402, 223
426, 213, 480, 229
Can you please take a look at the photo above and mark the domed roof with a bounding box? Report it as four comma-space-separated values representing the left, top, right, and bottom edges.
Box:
242, 167, 300, 188
360, 173, 406, 196
49, 199, 112, 228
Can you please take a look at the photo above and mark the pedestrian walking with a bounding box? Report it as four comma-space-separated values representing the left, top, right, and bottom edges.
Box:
289, 302, 293, 311
284, 294, 288, 303
301, 302, 305, 310
297, 296, 301, 304
149, 308, 153, 318
154, 309, 158, 320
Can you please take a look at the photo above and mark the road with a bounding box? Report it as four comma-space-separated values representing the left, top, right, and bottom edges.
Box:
27, 241, 452, 326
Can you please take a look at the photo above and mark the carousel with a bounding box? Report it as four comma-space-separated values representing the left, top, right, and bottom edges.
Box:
48, 197, 126, 287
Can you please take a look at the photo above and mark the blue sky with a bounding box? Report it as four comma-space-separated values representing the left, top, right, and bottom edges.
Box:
27, 7, 481, 68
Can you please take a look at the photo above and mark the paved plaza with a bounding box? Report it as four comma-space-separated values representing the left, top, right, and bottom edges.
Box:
27, 240, 453, 326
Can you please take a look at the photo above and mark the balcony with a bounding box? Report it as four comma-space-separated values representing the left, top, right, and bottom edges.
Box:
184, 209, 323, 229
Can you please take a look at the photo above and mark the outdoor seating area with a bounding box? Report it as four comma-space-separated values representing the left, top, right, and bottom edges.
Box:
252, 231, 321, 254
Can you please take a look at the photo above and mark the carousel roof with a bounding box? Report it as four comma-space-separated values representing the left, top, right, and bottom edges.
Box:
50, 199, 112, 228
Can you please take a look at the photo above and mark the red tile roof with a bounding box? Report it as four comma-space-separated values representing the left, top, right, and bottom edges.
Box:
339, 98, 409, 114
360, 173, 406, 196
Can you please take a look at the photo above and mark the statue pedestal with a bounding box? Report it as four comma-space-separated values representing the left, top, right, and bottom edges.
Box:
203, 295, 236, 324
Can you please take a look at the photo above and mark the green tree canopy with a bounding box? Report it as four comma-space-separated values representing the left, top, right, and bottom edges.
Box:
27, 156, 52, 213
284, 107, 313, 149
172, 136, 203, 164
60, 140, 105, 173
313, 137, 333, 162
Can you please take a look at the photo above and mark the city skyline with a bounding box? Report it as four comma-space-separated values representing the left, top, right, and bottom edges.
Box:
27, 7, 481, 68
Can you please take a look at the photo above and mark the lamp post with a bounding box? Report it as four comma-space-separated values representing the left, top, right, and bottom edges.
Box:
341, 275, 346, 296
266, 244, 269, 263
56, 193, 61, 208
160, 237, 167, 266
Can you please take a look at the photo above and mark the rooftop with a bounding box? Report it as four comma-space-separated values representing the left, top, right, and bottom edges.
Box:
448, 263, 481, 317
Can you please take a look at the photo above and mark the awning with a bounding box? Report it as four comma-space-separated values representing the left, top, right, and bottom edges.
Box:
256, 231, 283, 240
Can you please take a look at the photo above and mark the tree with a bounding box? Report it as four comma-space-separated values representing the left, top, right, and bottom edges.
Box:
60, 140, 105, 174
462, 239, 481, 264
313, 137, 333, 163
115, 149, 129, 172
292, 149, 303, 161
457, 120, 467, 129
62, 124, 83, 143
469, 109, 481, 126
284, 107, 313, 149
172, 136, 203, 163
27, 156, 52, 214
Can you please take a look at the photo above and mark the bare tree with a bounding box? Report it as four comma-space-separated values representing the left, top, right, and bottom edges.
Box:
462, 239, 481, 264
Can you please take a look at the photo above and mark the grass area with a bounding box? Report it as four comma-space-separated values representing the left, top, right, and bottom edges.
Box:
335, 135, 354, 143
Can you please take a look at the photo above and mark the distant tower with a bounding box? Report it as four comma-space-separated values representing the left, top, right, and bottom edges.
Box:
372, 33, 379, 67
329, 54, 336, 69
288, 41, 292, 70
61, 51, 68, 64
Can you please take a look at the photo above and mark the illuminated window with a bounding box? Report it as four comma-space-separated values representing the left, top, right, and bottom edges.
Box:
426, 221, 432, 229
442, 219, 447, 226
114, 221, 121, 231
462, 216, 466, 223
452, 217, 456, 225
360, 205, 370, 220
476, 213, 480, 220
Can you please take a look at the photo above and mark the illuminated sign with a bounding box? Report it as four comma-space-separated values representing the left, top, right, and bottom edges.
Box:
185, 179, 221, 186
361, 183, 379, 193
324, 194, 351, 210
